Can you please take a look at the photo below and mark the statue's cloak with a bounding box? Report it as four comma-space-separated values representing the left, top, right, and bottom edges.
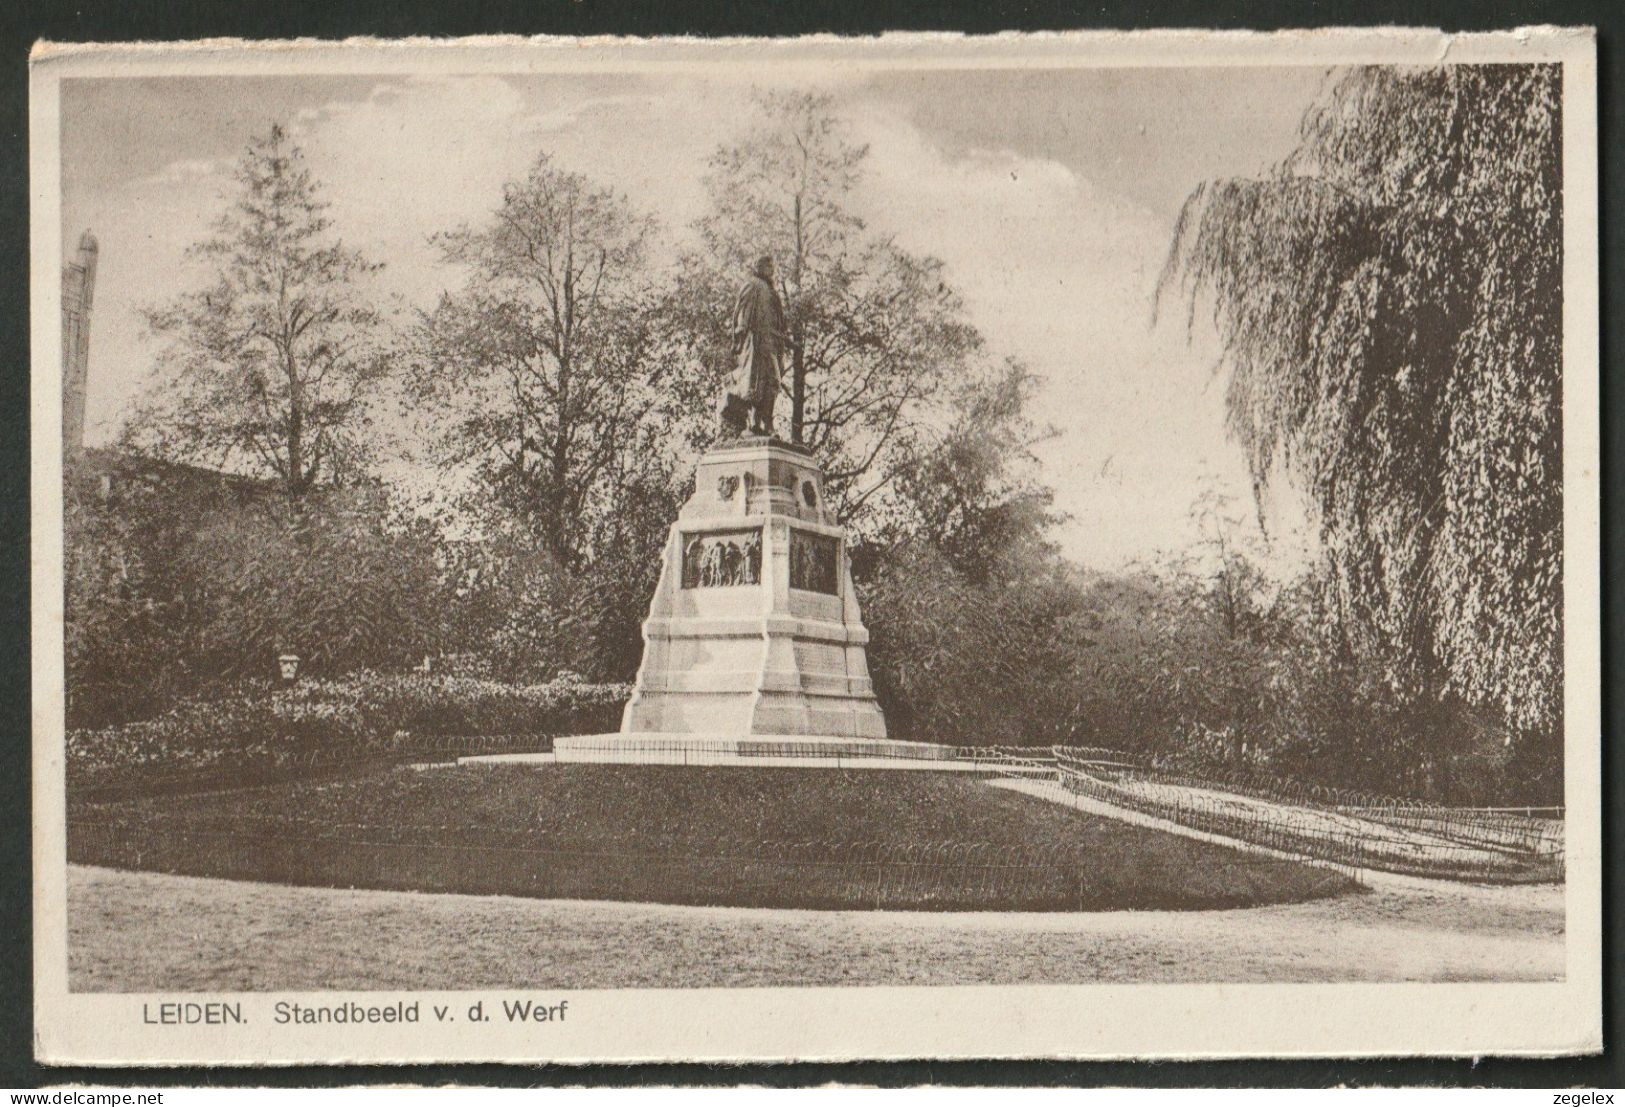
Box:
727, 273, 785, 409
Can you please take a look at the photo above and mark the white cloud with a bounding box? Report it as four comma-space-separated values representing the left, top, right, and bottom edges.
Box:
74, 73, 1312, 572
844, 106, 1272, 567
290, 77, 540, 307
286, 76, 740, 308
141, 157, 226, 185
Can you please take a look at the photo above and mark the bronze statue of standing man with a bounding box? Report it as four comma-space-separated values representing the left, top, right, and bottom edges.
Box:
720, 254, 786, 437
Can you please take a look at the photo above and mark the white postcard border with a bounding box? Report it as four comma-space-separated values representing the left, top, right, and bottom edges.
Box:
29, 28, 1602, 1065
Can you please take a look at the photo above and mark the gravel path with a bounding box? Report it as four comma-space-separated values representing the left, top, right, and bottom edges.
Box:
67, 864, 1563, 992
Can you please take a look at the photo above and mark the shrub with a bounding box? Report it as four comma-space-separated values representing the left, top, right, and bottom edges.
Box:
280, 669, 630, 740
67, 670, 630, 791
64, 459, 449, 728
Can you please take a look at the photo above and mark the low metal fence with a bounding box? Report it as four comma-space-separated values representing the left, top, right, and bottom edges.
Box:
1051, 751, 1563, 884
1112, 760, 1565, 857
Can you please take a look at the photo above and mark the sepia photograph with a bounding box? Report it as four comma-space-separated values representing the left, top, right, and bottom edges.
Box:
29, 29, 1600, 1065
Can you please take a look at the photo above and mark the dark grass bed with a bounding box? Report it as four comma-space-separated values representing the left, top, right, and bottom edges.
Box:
69, 764, 1356, 911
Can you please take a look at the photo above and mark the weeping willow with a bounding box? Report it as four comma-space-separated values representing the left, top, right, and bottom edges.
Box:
1160, 65, 1562, 749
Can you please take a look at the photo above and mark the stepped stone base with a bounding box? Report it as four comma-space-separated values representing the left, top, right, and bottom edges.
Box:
618, 437, 888, 741
528, 733, 1048, 773
553, 733, 957, 767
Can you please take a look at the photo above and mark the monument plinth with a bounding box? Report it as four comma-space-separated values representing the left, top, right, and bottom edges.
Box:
618, 436, 888, 740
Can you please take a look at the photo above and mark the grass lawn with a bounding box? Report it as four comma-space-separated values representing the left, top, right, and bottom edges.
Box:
69, 764, 1355, 911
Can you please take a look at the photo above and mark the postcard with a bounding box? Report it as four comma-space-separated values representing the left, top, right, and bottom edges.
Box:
30, 27, 1601, 1065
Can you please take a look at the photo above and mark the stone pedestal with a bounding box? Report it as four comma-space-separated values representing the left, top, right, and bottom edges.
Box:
619, 437, 888, 739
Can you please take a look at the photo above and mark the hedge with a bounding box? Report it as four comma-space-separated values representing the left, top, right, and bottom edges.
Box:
67, 670, 630, 791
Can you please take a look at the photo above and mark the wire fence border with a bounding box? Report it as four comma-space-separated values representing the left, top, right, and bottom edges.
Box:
1051, 752, 1563, 884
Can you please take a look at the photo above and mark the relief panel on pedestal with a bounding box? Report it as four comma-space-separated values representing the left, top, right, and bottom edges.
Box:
788, 529, 839, 594
680, 529, 763, 589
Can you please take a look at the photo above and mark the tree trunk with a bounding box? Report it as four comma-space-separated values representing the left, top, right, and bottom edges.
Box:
790, 191, 807, 444
552, 240, 575, 565
791, 327, 806, 444
286, 355, 305, 502
551, 359, 571, 566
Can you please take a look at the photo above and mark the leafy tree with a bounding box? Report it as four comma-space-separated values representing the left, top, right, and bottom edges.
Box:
1159, 64, 1562, 755
129, 124, 390, 500
63, 456, 443, 725
680, 90, 982, 524
856, 360, 1074, 744
430, 464, 683, 684
415, 154, 679, 568
63, 463, 189, 726
873, 359, 1059, 584
699, 89, 864, 441
861, 541, 1085, 746
175, 488, 445, 681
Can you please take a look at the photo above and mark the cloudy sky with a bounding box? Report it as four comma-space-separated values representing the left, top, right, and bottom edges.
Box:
60, 66, 1330, 569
